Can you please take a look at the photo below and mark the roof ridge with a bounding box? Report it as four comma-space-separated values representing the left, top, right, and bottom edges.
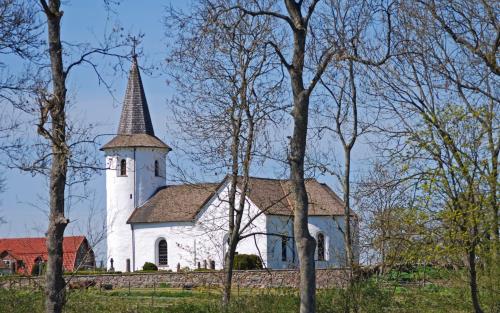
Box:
239, 175, 288, 181
166, 182, 221, 187
0, 235, 84, 240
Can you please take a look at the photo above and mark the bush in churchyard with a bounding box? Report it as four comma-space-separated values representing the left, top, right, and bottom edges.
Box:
142, 262, 158, 271
233, 254, 263, 270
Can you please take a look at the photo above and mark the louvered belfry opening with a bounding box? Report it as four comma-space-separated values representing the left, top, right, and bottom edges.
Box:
117, 55, 155, 136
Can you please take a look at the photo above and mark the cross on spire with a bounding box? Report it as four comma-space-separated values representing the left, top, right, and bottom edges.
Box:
130, 35, 140, 59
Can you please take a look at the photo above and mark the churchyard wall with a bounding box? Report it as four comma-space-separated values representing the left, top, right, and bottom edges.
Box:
1, 268, 349, 289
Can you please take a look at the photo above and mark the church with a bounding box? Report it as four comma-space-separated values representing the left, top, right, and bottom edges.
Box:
102, 56, 351, 272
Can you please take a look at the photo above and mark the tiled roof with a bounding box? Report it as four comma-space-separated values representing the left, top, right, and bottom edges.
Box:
0, 236, 86, 275
101, 56, 169, 150
128, 177, 346, 223
100, 133, 170, 150
128, 183, 220, 223
248, 178, 346, 216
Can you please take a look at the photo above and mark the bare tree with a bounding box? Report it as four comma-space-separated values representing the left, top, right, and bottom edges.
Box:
0, 174, 5, 224
0, 0, 41, 58
372, 1, 499, 310
0, 0, 42, 148
166, 2, 284, 305
210, 2, 395, 311
309, 59, 369, 312
0, 1, 130, 312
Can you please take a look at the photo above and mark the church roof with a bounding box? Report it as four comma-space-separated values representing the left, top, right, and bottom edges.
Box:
101, 134, 170, 150
127, 177, 346, 224
128, 183, 220, 223
101, 56, 169, 150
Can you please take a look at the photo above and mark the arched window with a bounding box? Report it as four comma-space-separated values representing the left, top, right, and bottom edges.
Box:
154, 160, 159, 177
158, 239, 168, 266
281, 236, 288, 262
120, 159, 127, 176
317, 233, 325, 261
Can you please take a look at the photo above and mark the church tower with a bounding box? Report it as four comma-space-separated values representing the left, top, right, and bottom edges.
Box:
101, 55, 170, 272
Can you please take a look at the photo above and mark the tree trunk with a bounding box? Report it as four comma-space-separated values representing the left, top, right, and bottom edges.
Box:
290, 91, 316, 313
286, 2, 316, 309
41, 1, 69, 313
467, 247, 484, 313
222, 235, 238, 306
342, 148, 355, 313
343, 148, 354, 271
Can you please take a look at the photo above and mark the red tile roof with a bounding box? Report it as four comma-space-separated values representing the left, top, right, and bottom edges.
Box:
0, 236, 86, 275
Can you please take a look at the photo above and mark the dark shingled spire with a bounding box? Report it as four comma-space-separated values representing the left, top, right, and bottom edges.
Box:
101, 54, 170, 151
117, 56, 155, 135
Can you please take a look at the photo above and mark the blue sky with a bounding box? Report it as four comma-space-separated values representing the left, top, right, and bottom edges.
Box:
0, 1, 177, 253
0, 1, 374, 263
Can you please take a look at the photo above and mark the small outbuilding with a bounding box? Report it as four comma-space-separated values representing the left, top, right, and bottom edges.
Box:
0, 236, 95, 275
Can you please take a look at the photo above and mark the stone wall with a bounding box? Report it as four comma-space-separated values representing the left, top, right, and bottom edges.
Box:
1, 269, 350, 289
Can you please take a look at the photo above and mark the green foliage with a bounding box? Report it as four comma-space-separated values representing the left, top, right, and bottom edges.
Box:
142, 262, 158, 271
317, 280, 392, 313
384, 265, 452, 283
233, 254, 263, 270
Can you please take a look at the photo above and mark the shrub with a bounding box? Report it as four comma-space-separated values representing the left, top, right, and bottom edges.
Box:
233, 254, 263, 270
142, 262, 158, 271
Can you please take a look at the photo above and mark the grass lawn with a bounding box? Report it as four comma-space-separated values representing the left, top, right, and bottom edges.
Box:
0, 283, 489, 313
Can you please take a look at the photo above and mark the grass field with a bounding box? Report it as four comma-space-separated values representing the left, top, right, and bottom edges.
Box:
1, 269, 498, 313
0, 284, 489, 313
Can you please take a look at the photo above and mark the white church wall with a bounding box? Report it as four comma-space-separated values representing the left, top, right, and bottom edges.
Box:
105, 147, 167, 272
105, 149, 135, 272
131, 181, 269, 271
265, 215, 296, 269
195, 182, 268, 269
134, 148, 167, 206
308, 216, 347, 268
132, 222, 197, 271
265, 215, 347, 269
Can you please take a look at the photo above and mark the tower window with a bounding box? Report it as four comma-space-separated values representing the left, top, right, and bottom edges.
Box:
158, 239, 168, 266
281, 236, 288, 262
317, 233, 325, 261
120, 159, 127, 176
154, 160, 159, 177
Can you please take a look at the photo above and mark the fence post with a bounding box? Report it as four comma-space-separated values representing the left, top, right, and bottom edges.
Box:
151, 280, 156, 307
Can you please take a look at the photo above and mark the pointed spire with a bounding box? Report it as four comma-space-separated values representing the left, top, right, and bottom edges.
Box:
117, 56, 155, 136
